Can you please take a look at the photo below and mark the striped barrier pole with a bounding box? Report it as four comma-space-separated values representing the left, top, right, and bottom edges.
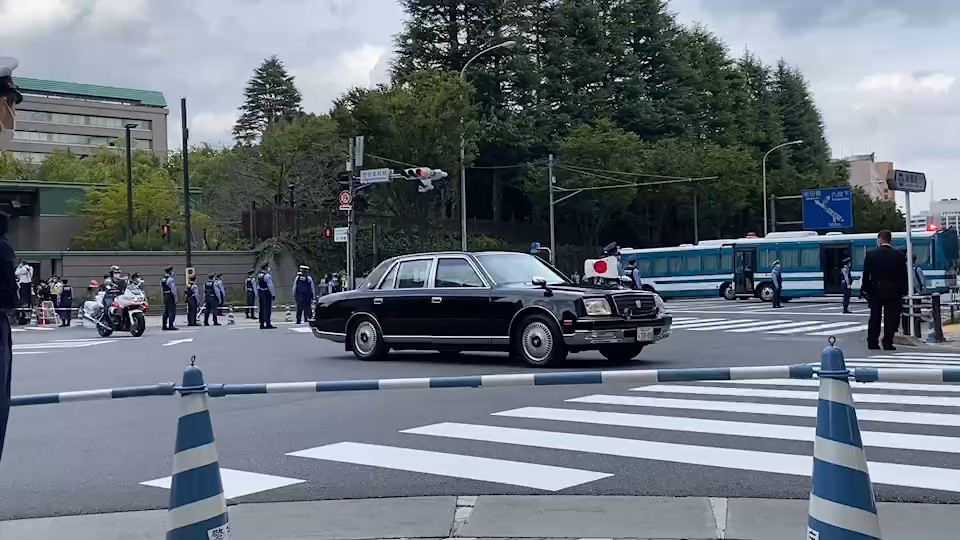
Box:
11, 383, 176, 407
206, 364, 818, 397
167, 360, 230, 540
284, 305, 292, 323
853, 366, 960, 384
807, 340, 881, 540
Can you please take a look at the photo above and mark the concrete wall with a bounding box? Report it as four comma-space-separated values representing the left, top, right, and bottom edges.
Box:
15, 250, 309, 305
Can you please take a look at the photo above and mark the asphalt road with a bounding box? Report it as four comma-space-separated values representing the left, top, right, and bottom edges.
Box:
2, 298, 959, 520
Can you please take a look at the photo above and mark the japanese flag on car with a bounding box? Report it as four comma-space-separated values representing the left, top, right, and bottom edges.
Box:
584, 256, 620, 280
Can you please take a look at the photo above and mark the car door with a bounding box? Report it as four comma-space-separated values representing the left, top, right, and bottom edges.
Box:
372, 257, 435, 339
429, 257, 492, 343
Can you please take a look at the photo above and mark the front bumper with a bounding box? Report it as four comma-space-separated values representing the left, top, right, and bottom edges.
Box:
310, 320, 347, 343
563, 315, 672, 347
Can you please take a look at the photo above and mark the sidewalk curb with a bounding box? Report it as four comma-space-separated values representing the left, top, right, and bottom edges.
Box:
1, 496, 958, 540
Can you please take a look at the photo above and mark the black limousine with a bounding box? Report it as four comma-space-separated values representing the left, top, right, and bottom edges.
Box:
310, 251, 672, 366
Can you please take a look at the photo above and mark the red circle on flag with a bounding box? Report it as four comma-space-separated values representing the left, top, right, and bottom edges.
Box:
593, 260, 608, 274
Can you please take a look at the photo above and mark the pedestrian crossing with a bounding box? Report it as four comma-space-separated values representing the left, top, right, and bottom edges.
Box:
11, 338, 116, 355
667, 298, 870, 316
10, 326, 56, 333
139, 351, 960, 499
670, 316, 869, 337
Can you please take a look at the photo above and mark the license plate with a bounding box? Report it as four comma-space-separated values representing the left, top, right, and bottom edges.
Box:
638, 327, 655, 341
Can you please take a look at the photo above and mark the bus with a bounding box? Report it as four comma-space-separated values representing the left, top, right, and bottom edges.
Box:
619, 230, 958, 302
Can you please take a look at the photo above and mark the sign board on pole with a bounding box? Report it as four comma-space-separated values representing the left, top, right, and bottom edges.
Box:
334, 226, 349, 243
338, 190, 353, 211
887, 169, 927, 193
801, 187, 853, 230
360, 168, 392, 185
354, 136, 364, 168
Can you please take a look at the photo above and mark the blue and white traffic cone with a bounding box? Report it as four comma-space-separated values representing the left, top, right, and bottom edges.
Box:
167, 362, 230, 540
807, 342, 881, 540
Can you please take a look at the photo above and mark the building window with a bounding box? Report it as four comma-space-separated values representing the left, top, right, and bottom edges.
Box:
12, 130, 151, 150
17, 110, 151, 130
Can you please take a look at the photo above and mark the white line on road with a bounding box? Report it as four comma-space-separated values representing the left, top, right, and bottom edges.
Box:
290, 327, 312, 333
670, 318, 727, 328
686, 320, 791, 332
404, 422, 960, 493
12, 340, 114, 350
495, 407, 960, 454
849, 356, 960, 366
894, 352, 960, 358
162, 338, 194, 347
766, 321, 861, 334
568, 395, 960, 427
629, 384, 960, 407
142, 468, 305, 499
725, 321, 823, 333
670, 309, 867, 317
13, 351, 47, 355
808, 324, 869, 335
844, 362, 960, 369
287, 442, 610, 491
705, 378, 960, 393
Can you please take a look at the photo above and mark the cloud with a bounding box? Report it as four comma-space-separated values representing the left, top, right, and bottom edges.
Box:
190, 111, 238, 145
693, 0, 960, 31
856, 72, 956, 94
0, 0, 78, 37
291, 44, 388, 113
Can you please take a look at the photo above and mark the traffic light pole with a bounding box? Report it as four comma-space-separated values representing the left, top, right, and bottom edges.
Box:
547, 154, 556, 264
181, 97, 193, 268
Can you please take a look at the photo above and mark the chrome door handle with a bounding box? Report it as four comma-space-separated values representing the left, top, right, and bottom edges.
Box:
373, 298, 383, 305
431, 297, 442, 304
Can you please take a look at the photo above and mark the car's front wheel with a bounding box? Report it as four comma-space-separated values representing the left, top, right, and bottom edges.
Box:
513, 314, 567, 367
598, 344, 645, 361
349, 316, 387, 361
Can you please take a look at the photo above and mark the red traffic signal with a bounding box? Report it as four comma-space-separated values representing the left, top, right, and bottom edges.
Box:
928, 222, 940, 231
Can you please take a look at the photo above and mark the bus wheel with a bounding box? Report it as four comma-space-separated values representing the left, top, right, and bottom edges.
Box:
757, 284, 775, 302
722, 285, 736, 301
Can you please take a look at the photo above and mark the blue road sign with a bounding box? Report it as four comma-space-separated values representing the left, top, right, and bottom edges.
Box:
802, 187, 853, 230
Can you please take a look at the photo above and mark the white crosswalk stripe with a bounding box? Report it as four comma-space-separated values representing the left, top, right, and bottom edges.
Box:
667, 313, 871, 337
273, 353, 960, 495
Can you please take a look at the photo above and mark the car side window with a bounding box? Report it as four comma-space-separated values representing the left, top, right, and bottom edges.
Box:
396, 259, 432, 289
379, 263, 399, 290
435, 258, 484, 288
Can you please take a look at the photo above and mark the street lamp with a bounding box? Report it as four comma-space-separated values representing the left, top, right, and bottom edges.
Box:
124, 122, 138, 248
762, 139, 803, 236
459, 39, 516, 251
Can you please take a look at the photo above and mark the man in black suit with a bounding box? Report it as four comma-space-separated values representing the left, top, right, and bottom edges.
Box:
861, 230, 908, 350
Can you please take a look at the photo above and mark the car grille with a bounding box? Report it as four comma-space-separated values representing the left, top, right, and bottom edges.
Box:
611, 294, 657, 319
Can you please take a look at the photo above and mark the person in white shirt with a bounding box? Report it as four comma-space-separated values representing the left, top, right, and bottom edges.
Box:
14, 260, 33, 308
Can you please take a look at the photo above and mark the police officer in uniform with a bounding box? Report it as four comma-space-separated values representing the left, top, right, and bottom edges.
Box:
214, 273, 226, 316
161, 266, 178, 331
244, 269, 257, 319
841, 257, 853, 314
771, 259, 783, 308
186, 278, 200, 326
58, 279, 73, 327
203, 273, 221, 326
257, 263, 276, 329
292, 265, 316, 324
0, 57, 22, 462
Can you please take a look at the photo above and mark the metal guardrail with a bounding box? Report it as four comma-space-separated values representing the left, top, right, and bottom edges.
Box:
901, 292, 945, 342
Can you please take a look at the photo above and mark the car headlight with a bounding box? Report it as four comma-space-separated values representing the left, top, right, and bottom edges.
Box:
583, 298, 612, 316
653, 294, 667, 315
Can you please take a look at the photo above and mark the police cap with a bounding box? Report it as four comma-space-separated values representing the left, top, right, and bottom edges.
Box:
260, 262, 269, 270
164, 266, 174, 273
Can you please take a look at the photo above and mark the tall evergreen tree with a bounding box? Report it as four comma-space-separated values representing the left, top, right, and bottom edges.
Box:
773, 59, 830, 176
233, 56, 304, 143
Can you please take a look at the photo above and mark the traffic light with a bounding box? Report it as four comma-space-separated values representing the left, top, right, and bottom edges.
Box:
324, 227, 333, 238
161, 219, 171, 243
401, 167, 448, 193
928, 222, 941, 232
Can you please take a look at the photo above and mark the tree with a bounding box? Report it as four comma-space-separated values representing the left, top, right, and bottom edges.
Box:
0, 151, 24, 178
233, 56, 304, 144
773, 59, 831, 176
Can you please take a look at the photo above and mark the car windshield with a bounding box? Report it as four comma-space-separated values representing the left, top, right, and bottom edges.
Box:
476, 253, 568, 285
358, 259, 395, 289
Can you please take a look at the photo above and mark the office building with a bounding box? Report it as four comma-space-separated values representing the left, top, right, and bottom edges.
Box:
845, 153, 894, 202
910, 210, 932, 230
929, 199, 960, 231
0, 77, 167, 163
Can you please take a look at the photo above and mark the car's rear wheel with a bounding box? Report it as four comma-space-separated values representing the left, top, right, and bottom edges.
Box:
513, 314, 567, 367
598, 344, 645, 361
349, 316, 387, 361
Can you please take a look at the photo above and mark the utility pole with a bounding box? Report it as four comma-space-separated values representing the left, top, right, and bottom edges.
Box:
346, 136, 363, 289
548, 154, 556, 264
180, 97, 192, 268
124, 123, 135, 249
692, 191, 698, 244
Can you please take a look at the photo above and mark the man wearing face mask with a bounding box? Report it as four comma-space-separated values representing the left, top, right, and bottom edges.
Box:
0, 57, 21, 463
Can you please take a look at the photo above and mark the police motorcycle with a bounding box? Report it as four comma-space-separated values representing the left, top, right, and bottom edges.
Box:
81, 273, 148, 337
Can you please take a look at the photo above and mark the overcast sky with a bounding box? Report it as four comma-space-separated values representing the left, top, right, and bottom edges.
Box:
5, 0, 959, 210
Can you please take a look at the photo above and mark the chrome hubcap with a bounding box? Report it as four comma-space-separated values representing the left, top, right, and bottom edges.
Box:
760, 287, 774, 301
354, 321, 377, 355
522, 322, 553, 363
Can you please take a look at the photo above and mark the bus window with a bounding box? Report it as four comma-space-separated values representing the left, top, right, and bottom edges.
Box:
912, 242, 931, 267
668, 256, 683, 273
637, 257, 652, 276
758, 248, 777, 269
779, 249, 798, 269
685, 254, 701, 273
801, 247, 820, 268
720, 253, 733, 272
653, 256, 668, 276
702, 253, 719, 272
853, 244, 868, 268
